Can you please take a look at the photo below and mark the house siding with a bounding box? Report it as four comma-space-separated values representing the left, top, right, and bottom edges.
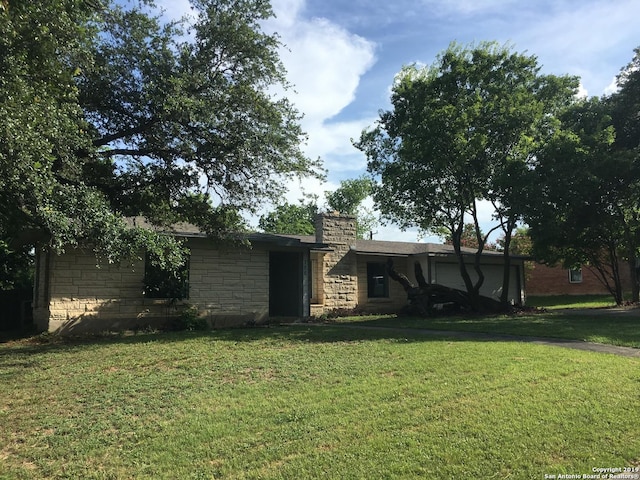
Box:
34, 249, 167, 334
188, 238, 270, 326
526, 262, 633, 296
34, 214, 530, 333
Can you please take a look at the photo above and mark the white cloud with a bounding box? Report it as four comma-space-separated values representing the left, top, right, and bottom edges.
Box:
267, 2, 377, 124
576, 83, 589, 99
512, 0, 640, 95
421, 0, 520, 16
604, 77, 619, 95
256, 0, 379, 222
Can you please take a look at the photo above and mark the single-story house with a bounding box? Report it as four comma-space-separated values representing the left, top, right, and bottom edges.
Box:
33, 213, 527, 334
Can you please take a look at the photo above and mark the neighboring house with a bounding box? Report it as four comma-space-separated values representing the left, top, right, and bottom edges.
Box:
526, 262, 633, 296
33, 214, 527, 334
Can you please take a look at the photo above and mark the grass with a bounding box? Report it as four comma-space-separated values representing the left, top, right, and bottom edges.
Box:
525, 294, 621, 309
1, 325, 639, 479
331, 308, 640, 348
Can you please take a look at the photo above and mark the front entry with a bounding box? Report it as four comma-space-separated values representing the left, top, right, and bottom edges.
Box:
269, 251, 304, 317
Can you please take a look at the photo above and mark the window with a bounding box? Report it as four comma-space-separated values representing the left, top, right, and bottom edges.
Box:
144, 253, 190, 299
568, 267, 583, 284
367, 262, 389, 298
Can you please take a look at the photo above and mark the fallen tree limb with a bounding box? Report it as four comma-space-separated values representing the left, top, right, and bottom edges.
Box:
386, 259, 511, 316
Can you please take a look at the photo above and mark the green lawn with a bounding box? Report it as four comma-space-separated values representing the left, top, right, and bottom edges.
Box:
331, 308, 640, 348
1, 325, 639, 479
526, 294, 621, 309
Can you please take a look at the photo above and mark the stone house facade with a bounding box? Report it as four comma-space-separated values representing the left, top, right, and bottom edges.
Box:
33, 214, 526, 333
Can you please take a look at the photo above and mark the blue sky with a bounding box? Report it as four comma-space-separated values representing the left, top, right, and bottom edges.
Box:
158, 0, 640, 242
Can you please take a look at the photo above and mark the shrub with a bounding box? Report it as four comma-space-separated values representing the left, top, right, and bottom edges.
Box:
172, 305, 208, 331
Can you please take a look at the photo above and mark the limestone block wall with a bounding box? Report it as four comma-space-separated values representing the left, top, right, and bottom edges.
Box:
37, 248, 169, 334
315, 214, 358, 311
35, 239, 271, 333
187, 239, 269, 325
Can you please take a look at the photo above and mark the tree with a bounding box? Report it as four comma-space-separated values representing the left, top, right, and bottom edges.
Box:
611, 47, 640, 152
258, 177, 378, 238
442, 223, 494, 250
525, 97, 639, 305
496, 226, 534, 282
355, 42, 577, 308
610, 46, 640, 301
0, 0, 321, 274
258, 199, 318, 235
496, 227, 532, 256
325, 176, 378, 239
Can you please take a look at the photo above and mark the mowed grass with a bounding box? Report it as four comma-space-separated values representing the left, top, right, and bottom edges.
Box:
333, 308, 640, 348
1, 326, 639, 479
526, 294, 621, 309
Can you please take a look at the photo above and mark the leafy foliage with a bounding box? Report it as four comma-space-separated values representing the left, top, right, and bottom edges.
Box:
611, 47, 640, 152
258, 199, 318, 235
258, 177, 378, 239
143, 252, 190, 300
525, 95, 640, 304
442, 223, 495, 250
356, 42, 577, 306
0, 0, 321, 276
325, 176, 378, 239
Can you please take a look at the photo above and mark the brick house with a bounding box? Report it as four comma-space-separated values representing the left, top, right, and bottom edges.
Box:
33, 214, 526, 333
526, 262, 633, 296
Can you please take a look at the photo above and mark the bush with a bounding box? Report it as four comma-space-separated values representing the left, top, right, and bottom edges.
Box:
172, 305, 208, 331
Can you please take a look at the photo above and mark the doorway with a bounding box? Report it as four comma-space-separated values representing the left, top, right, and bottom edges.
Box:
269, 251, 304, 317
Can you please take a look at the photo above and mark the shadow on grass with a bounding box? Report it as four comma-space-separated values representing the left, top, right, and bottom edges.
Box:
0, 322, 530, 361
326, 309, 640, 347
2, 308, 640, 359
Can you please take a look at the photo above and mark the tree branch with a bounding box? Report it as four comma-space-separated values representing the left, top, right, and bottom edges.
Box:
100, 148, 158, 158
93, 119, 158, 147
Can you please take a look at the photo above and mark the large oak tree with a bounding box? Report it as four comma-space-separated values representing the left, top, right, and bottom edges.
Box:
0, 0, 320, 272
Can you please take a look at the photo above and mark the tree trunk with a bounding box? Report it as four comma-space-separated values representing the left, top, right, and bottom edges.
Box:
628, 250, 639, 303
386, 259, 509, 316
500, 228, 513, 305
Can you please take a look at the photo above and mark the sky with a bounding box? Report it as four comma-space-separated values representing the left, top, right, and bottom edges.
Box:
157, 0, 640, 242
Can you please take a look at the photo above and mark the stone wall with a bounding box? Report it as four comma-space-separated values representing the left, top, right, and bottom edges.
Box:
35, 248, 167, 334
314, 213, 358, 311
35, 238, 270, 333
188, 238, 269, 326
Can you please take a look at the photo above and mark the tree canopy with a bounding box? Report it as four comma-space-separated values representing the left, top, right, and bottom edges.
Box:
258, 176, 378, 239
356, 42, 577, 306
525, 53, 640, 303
325, 176, 377, 238
0, 0, 321, 270
258, 199, 318, 236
